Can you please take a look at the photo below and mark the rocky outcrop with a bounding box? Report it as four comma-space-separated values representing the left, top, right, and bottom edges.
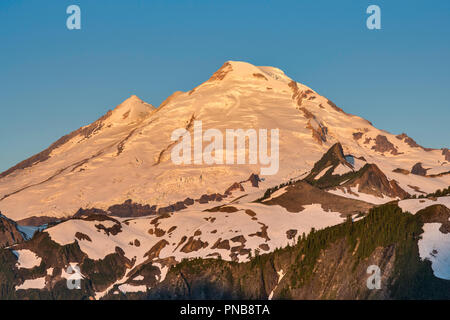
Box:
305, 143, 353, 185
339, 163, 409, 199
326, 99, 347, 114
264, 180, 373, 216
0, 213, 25, 248
144, 240, 170, 260
411, 162, 428, 176
208, 62, 232, 82
180, 237, 208, 253
307, 120, 328, 144
253, 73, 268, 80
353, 132, 363, 140
17, 216, 61, 227
396, 133, 433, 151
442, 148, 450, 162
371, 135, 399, 155
416, 204, 450, 234
108, 200, 157, 217
393, 168, 410, 175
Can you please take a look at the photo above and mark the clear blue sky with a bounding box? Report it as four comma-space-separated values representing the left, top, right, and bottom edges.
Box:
1, 0, 449, 172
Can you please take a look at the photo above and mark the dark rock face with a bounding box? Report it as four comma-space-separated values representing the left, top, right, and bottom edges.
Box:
145, 240, 169, 260
305, 144, 408, 200
288, 81, 330, 144
286, 229, 298, 240
393, 168, 410, 175
371, 135, 399, 155
289, 81, 307, 107
211, 239, 230, 250
73, 208, 108, 218
17, 216, 61, 227
208, 62, 232, 82
300, 107, 315, 119
224, 182, 244, 195
353, 132, 363, 141
0, 231, 133, 299
108, 200, 157, 217
396, 133, 434, 151
416, 205, 450, 234
75, 232, 92, 242
304, 143, 409, 202
341, 163, 409, 199
180, 237, 208, 253
197, 194, 223, 204
442, 148, 450, 162
307, 120, 328, 144
0, 213, 25, 248
248, 174, 260, 188
252, 73, 268, 80
265, 180, 373, 216
411, 162, 428, 176
74, 195, 212, 218
326, 99, 347, 114
305, 142, 352, 184
225, 173, 261, 195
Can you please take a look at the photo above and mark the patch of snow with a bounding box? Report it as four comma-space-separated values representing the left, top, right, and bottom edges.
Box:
268, 269, 285, 300
15, 277, 46, 290
333, 164, 353, 175
263, 186, 288, 201
14, 249, 42, 269
328, 186, 394, 205
418, 223, 450, 280
118, 283, 147, 294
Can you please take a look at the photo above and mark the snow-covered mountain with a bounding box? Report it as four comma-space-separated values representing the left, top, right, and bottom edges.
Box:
0, 61, 448, 223
0, 61, 449, 300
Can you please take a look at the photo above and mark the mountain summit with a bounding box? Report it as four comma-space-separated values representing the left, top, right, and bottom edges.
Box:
107, 95, 155, 125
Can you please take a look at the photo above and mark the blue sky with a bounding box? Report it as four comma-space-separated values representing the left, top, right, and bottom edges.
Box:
0, 0, 449, 172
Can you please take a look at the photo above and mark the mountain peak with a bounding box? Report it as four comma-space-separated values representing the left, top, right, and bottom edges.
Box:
207, 60, 292, 84
108, 95, 155, 124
